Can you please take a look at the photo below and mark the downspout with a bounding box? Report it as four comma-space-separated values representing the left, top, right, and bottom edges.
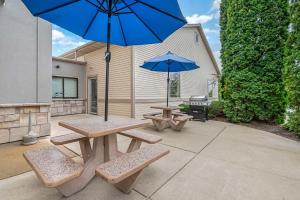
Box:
130, 46, 135, 118
36, 18, 39, 103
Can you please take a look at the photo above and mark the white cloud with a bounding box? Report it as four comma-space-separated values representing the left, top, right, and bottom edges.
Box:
203, 28, 219, 34
52, 29, 65, 41
212, 0, 221, 11
52, 29, 86, 50
186, 14, 214, 24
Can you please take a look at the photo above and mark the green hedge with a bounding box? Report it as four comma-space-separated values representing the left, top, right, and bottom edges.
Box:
220, 0, 289, 123
283, 0, 300, 134
208, 101, 224, 119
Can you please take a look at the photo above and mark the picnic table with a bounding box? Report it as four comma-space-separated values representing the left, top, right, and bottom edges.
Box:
23, 115, 169, 196
144, 106, 192, 131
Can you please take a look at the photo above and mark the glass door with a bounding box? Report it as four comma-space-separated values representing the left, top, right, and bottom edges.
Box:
88, 78, 97, 114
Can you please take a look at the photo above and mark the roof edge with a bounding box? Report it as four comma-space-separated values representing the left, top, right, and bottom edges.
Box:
52, 56, 87, 65
58, 24, 220, 74
59, 41, 98, 58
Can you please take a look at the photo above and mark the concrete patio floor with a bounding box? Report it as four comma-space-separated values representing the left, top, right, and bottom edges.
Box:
1, 114, 300, 200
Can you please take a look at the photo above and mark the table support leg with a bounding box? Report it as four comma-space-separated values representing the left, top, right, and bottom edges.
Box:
126, 139, 142, 153
79, 139, 92, 163
104, 134, 119, 161
114, 170, 142, 194
152, 119, 169, 131
57, 138, 105, 197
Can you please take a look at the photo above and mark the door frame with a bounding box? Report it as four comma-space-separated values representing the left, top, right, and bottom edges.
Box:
87, 76, 98, 115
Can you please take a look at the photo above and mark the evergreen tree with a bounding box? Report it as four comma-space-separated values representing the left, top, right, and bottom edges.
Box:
283, 0, 300, 134
220, 0, 289, 123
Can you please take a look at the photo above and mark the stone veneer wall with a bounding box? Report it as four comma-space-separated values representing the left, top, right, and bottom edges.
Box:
51, 99, 86, 116
0, 104, 51, 144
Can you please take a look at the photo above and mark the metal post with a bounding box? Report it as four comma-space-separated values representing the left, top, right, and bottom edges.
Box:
167, 66, 170, 107
104, 0, 113, 121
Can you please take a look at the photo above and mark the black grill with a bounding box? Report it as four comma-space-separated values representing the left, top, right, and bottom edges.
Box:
188, 96, 208, 121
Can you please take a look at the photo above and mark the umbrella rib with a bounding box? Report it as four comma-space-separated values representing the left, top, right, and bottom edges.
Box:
85, 0, 107, 13
134, 0, 187, 23
150, 61, 160, 71
33, 0, 80, 16
113, 2, 138, 13
120, 0, 163, 42
117, 15, 128, 46
95, 0, 107, 11
83, 10, 99, 38
111, 0, 118, 11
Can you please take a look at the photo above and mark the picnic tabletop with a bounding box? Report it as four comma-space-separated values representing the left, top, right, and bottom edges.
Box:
59, 115, 149, 138
150, 106, 179, 111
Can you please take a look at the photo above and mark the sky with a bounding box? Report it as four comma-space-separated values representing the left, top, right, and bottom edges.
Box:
52, 0, 221, 66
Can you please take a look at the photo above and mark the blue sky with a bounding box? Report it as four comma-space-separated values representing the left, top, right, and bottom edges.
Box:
52, 0, 221, 65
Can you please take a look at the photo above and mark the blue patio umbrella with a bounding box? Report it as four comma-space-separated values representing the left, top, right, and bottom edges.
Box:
22, 0, 186, 121
141, 51, 199, 106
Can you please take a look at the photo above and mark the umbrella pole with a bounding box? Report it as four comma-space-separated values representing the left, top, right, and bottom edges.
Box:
104, 0, 113, 121
167, 66, 170, 107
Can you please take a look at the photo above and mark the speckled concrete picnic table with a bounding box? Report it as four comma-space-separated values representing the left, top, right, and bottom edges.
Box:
56, 115, 149, 196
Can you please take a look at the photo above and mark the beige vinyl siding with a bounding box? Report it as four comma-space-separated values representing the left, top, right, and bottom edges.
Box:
133, 27, 218, 100
97, 102, 132, 117
133, 26, 218, 118
84, 46, 133, 117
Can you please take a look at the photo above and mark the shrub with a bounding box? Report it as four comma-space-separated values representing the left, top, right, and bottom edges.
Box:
220, 0, 289, 123
284, 111, 300, 135
283, 0, 300, 134
208, 101, 224, 119
178, 103, 190, 113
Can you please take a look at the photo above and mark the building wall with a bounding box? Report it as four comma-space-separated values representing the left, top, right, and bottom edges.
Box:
0, 0, 52, 104
52, 59, 86, 99
0, 1, 52, 142
133, 26, 219, 118
0, 104, 51, 144
134, 26, 218, 100
51, 59, 87, 116
83, 46, 133, 117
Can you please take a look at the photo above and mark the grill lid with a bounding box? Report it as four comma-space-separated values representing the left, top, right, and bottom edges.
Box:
189, 96, 208, 101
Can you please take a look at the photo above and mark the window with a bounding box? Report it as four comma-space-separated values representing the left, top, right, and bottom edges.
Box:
52, 76, 78, 98
207, 79, 217, 98
170, 73, 180, 98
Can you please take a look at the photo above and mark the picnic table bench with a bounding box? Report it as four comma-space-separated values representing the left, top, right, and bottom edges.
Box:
24, 115, 168, 196
143, 115, 170, 131
96, 145, 169, 193
169, 115, 193, 131
23, 146, 83, 188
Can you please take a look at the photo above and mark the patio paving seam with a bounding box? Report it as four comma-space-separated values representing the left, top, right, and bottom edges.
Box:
159, 143, 198, 154
200, 154, 300, 182
148, 126, 227, 198
132, 188, 148, 198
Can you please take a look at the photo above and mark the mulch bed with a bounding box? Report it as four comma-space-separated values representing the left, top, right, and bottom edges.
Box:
213, 117, 300, 142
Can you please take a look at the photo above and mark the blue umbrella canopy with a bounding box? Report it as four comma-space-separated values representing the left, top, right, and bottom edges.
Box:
140, 51, 199, 106
141, 51, 199, 72
22, 0, 186, 46
22, 0, 187, 121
